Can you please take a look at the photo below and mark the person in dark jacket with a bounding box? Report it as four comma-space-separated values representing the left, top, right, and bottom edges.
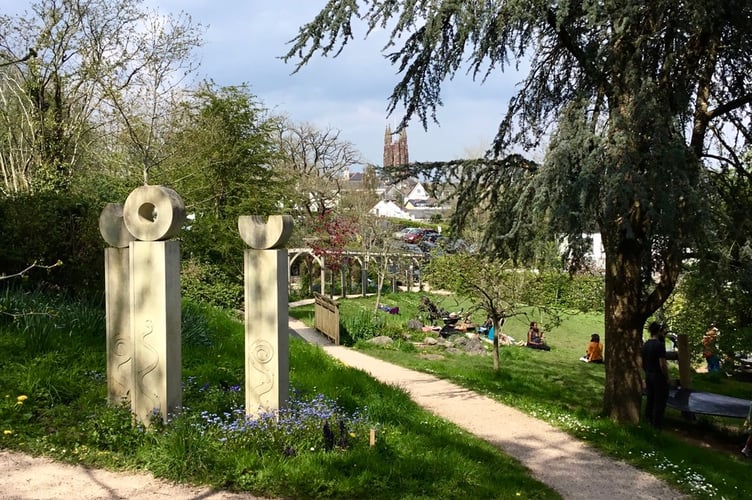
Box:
642, 322, 669, 429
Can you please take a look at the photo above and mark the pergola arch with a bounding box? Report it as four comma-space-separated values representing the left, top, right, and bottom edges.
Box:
288, 248, 326, 295
287, 248, 424, 297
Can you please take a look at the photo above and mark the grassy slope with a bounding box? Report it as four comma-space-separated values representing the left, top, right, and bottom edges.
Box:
292, 292, 752, 499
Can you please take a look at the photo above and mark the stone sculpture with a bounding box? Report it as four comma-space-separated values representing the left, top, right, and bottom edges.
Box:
100, 185, 185, 425
238, 215, 293, 417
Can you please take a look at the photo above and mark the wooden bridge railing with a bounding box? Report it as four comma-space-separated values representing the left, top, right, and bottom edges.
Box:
314, 292, 340, 345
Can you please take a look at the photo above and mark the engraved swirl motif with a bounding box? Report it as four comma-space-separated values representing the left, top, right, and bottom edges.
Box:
137, 320, 160, 412
250, 339, 275, 397
113, 335, 132, 394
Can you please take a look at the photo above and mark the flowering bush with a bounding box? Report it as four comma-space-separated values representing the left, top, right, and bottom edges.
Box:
308, 212, 359, 272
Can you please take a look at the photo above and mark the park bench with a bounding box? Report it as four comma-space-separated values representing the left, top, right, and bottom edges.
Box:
666, 387, 751, 420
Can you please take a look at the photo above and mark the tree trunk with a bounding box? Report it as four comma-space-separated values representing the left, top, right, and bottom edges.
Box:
602, 238, 646, 424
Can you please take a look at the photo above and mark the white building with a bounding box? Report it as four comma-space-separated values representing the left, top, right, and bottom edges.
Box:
370, 199, 412, 219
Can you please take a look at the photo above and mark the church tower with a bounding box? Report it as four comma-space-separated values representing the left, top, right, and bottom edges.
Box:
383, 125, 409, 167
383, 125, 393, 167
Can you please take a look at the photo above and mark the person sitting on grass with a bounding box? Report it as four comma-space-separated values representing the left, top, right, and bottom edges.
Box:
480, 316, 516, 346
580, 333, 604, 363
526, 321, 551, 351
478, 316, 493, 336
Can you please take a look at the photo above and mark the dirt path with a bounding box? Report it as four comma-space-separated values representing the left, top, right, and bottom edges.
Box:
0, 450, 262, 500
0, 318, 686, 499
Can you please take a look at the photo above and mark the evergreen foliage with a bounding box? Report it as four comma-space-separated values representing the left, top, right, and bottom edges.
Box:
285, 0, 752, 422
154, 83, 285, 288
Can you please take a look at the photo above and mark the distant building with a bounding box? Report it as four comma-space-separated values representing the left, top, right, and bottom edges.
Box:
346, 170, 364, 191
403, 182, 428, 203
383, 125, 409, 167
559, 233, 606, 272
370, 199, 411, 219
368, 125, 451, 221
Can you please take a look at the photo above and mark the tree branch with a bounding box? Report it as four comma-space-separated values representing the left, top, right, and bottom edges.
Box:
0, 260, 62, 281
708, 93, 752, 121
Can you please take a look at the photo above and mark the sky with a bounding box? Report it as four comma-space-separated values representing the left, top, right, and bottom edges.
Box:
147, 0, 528, 166
4, 0, 527, 166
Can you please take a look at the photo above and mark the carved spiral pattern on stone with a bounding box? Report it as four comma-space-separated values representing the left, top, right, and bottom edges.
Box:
251, 340, 274, 364
113, 336, 131, 393
250, 340, 275, 398
137, 320, 160, 412
114, 336, 129, 356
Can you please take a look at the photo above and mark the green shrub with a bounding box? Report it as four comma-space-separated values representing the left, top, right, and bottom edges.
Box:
182, 301, 214, 347
0, 192, 104, 294
0, 287, 104, 353
340, 310, 385, 345
181, 258, 243, 310
83, 403, 145, 453
18, 313, 59, 354
526, 272, 604, 312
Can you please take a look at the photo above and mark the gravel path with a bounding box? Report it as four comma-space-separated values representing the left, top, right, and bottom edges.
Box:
0, 318, 686, 499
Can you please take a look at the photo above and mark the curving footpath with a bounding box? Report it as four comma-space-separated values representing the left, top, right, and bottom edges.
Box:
290, 318, 687, 500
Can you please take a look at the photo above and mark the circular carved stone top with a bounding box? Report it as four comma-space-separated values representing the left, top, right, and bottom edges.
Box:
122, 185, 186, 241
99, 203, 135, 248
238, 215, 293, 249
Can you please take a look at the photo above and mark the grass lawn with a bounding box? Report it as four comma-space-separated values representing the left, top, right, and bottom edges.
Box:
291, 291, 752, 499
0, 288, 558, 499
3, 287, 751, 498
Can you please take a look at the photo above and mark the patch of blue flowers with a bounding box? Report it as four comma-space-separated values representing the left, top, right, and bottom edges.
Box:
185, 382, 370, 456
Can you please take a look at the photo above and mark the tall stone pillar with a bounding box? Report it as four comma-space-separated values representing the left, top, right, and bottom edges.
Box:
238, 215, 293, 417
100, 204, 135, 405
129, 240, 182, 423
123, 185, 185, 425
100, 186, 185, 425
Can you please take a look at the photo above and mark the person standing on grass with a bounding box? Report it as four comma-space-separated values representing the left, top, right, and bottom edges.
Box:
642, 321, 670, 430
702, 324, 721, 373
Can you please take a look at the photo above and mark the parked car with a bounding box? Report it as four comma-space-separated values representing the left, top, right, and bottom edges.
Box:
421, 232, 445, 245
419, 236, 477, 258
393, 227, 419, 240
397, 242, 424, 256
403, 228, 439, 244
